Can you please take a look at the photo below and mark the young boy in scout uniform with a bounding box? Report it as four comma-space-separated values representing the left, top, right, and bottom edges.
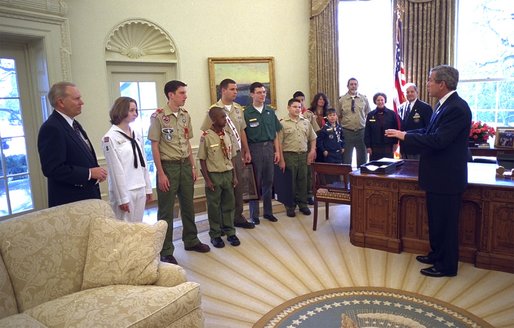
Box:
317, 108, 345, 163
148, 80, 210, 265
278, 98, 317, 218
200, 78, 254, 229
293, 91, 320, 205
198, 107, 240, 248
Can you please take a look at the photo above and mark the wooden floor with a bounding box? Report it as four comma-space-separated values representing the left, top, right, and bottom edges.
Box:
144, 203, 514, 328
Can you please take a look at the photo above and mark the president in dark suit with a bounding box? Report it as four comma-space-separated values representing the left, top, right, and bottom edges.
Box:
385, 65, 471, 277
38, 82, 107, 207
399, 83, 433, 159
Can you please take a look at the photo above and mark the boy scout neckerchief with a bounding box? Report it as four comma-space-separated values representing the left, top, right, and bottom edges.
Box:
116, 131, 146, 169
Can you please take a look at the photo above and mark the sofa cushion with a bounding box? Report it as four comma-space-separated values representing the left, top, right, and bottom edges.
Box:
25, 282, 202, 327
82, 217, 167, 290
0, 200, 115, 312
0, 255, 17, 320
0, 313, 48, 327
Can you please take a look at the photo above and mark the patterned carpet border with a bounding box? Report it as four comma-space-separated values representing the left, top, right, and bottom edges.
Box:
253, 287, 493, 328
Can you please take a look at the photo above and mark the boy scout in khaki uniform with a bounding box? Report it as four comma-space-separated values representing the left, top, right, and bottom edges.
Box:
148, 80, 210, 265
200, 78, 254, 229
293, 91, 321, 205
278, 98, 317, 218
198, 107, 240, 248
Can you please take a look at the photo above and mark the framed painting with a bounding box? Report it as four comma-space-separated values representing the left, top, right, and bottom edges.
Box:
208, 57, 276, 108
495, 127, 514, 148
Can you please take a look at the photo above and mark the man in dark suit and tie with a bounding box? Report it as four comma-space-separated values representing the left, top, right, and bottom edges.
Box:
38, 81, 107, 207
399, 83, 433, 159
385, 65, 471, 277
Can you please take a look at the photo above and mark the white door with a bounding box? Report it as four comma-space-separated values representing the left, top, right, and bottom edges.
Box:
107, 62, 175, 190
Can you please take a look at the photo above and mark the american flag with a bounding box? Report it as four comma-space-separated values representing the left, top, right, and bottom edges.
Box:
394, 14, 406, 116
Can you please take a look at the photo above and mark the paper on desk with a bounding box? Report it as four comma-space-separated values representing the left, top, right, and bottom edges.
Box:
377, 157, 403, 163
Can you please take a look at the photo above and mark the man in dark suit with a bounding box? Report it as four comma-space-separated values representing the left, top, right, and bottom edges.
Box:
385, 65, 471, 277
399, 83, 433, 159
38, 82, 107, 207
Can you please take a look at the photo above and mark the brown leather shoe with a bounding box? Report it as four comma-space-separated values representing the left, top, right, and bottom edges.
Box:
184, 242, 211, 253
160, 255, 178, 265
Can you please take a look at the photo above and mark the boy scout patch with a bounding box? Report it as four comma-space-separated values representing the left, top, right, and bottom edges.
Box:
103, 136, 109, 142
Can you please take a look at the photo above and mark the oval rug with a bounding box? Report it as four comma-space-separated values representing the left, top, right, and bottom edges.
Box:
254, 287, 493, 328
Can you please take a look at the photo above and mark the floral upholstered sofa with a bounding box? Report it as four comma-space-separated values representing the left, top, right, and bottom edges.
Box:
0, 199, 203, 327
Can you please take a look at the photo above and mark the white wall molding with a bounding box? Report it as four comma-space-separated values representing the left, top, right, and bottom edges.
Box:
105, 18, 178, 63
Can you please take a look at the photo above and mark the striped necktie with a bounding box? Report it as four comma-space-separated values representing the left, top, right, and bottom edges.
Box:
429, 102, 441, 124
73, 120, 92, 151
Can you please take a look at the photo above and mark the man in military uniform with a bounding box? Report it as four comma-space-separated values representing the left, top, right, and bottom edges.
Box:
244, 82, 282, 225
278, 98, 317, 217
198, 107, 241, 248
399, 83, 433, 159
200, 78, 254, 229
148, 80, 210, 265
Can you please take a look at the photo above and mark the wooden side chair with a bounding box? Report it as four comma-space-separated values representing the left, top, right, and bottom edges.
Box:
311, 162, 353, 230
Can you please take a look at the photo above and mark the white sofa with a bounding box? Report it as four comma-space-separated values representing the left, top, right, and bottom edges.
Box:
0, 199, 203, 327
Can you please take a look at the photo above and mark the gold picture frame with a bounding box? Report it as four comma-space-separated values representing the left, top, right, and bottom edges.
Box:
495, 127, 514, 149
208, 57, 276, 108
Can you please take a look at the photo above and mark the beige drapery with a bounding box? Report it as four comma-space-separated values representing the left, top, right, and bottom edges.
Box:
309, 0, 339, 108
396, 0, 456, 104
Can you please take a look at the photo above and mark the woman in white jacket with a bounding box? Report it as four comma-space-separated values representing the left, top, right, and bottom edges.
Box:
102, 97, 152, 222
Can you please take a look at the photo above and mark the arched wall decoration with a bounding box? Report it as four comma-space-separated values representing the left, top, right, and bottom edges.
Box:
105, 18, 177, 62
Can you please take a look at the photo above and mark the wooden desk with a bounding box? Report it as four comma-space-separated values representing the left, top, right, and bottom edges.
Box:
349, 161, 514, 273
469, 146, 514, 157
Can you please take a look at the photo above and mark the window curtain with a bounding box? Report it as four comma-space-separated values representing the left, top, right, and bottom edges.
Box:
396, 0, 456, 104
309, 0, 339, 108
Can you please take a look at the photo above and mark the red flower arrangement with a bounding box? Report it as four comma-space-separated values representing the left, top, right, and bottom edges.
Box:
470, 121, 495, 142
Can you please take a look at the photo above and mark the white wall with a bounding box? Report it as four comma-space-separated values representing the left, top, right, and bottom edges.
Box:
65, 0, 311, 148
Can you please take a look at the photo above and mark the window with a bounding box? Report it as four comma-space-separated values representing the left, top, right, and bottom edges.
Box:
0, 57, 34, 216
456, 0, 514, 128
338, 0, 394, 107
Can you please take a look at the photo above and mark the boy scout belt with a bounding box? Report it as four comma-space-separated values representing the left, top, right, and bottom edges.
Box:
162, 158, 190, 164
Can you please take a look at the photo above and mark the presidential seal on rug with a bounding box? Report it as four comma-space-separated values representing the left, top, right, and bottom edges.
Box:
254, 287, 492, 328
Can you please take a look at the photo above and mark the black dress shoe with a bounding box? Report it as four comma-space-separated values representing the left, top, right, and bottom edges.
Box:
420, 266, 457, 278
286, 208, 296, 217
160, 255, 178, 265
227, 235, 241, 246
299, 207, 311, 215
263, 214, 278, 222
416, 255, 435, 265
211, 237, 225, 248
234, 220, 255, 229
252, 217, 260, 225
184, 242, 211, 253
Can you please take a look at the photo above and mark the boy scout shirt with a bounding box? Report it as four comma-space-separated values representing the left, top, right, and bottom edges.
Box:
148, 107, 193, 160
301, 109, 321, 133
200, 101, 246, 155
198, 129, 233, 173
337, 93, 371, 131
244, 104, 282, 143
279, 116, 317, 153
